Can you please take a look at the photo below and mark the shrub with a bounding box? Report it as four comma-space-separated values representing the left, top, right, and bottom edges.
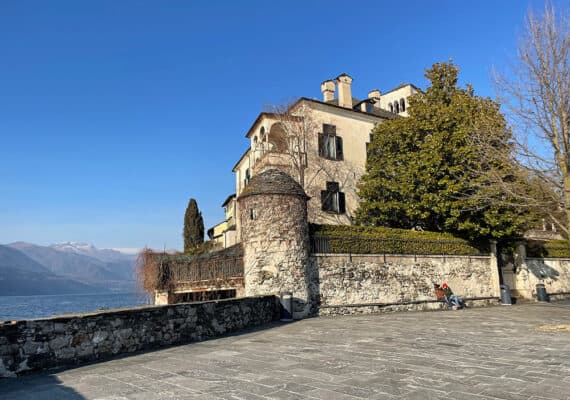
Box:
526, 240, 570, 258
309, 224, 486, 255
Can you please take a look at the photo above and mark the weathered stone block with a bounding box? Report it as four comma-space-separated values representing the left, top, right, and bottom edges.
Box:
49, 336, 70, 351
92, 330, 109, 345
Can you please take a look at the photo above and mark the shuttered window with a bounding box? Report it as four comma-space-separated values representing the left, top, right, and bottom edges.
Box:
321, 181, 346, 214
318, 124, 344, 161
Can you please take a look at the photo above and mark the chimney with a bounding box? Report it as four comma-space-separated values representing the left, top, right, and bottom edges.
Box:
336, 73, 353, 108
368, 89, 381, 108
320, 80, 335, 102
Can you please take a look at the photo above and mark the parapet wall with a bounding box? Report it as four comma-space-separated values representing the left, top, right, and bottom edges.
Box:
312, 253, 500, 315
0, 295, 279, 377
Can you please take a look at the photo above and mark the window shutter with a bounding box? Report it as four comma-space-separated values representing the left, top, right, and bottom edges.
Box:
326, 182, 339, 192
318, 134, 324, 157
321, 190, 331, 211
323, 124, 336, 135
335, 136, 343, 160
338, 192, 346, 214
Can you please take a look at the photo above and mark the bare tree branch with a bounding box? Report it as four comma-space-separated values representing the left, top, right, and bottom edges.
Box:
493, 2, 570, 234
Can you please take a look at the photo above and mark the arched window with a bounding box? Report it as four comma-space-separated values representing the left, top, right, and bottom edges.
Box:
394, 101, 400, 114
260, 126, 266, 142
389, 103, 394, 113
400, 98, 406, 112
268, 123, 288, 152
259, 127, 266, 152
253, 136, 258, 149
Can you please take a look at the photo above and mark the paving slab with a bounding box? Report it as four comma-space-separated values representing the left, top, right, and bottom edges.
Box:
1, 301, 569, 400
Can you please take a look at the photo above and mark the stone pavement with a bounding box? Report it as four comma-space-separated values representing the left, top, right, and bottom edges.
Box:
1, 302, 569, 400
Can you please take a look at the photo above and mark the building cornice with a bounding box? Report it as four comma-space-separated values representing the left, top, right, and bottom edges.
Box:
232, 148, 250, 172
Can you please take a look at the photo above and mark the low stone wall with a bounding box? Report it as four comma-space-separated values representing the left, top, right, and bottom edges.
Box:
312, 253, 500, 315
0, 295, 279, 377
503, 258, 570, 300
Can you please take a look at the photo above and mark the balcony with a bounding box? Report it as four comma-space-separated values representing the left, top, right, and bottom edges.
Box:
141, 245, 244, 296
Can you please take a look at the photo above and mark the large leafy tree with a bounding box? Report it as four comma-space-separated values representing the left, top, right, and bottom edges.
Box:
356, 61, 537, 240
183, 198, 204, 252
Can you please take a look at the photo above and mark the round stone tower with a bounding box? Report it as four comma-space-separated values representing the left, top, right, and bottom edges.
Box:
237, 168, 313, 319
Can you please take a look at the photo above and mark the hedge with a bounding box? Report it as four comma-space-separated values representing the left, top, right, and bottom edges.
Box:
309, 224, 486, 256
526, 240, 570, 258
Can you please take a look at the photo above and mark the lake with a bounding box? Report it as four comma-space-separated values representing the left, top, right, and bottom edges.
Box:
0, 292, 152, 321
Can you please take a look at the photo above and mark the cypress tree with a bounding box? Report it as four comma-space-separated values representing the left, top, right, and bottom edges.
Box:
183, 198, 204, 252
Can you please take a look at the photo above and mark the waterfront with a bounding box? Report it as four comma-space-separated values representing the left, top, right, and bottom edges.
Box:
0, 292, 151, 320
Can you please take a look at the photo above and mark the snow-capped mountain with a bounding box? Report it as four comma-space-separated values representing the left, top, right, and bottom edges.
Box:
7, 242, 140, 294
50, 242, 138, 263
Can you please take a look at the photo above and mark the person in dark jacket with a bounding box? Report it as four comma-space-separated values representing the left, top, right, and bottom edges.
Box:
442, 282, 464, 309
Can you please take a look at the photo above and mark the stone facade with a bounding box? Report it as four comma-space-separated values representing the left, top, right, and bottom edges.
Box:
503, 256, 570, 300
0, 296, 279, 377
238, 169, 315, 319
222, 73, 415, 242
313, 254, 501, 315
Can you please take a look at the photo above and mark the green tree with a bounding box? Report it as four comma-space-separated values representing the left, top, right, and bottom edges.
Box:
183, 198, 204, 252
356, 61, 537, 240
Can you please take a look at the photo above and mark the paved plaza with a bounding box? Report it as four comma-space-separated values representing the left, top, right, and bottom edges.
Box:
1, 301, 569, 400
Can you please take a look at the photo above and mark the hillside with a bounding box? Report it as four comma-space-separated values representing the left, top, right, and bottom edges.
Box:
8, 242, 137, 292
0, 245, 99, 296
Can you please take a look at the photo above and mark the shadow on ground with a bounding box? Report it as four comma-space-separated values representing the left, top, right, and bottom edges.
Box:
0, 374, 85, 399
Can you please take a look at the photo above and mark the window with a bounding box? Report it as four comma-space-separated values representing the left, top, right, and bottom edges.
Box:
260, 126, 266, 142
365, 102, 374, 113
389, 103, 394, 113
244, 168, 251, 187
400, 98, 406, 112
394, 101, 400, 113
318, 124, 343, 160
321, 181, 346, 214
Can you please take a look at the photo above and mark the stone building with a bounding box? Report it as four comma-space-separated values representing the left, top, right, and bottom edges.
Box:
206, 194, 237, 248
209, 74, 419, 244
237, 168, 316, 319
156, 168, 513, 318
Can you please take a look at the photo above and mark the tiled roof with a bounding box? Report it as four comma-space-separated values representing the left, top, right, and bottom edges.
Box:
309, 97, 397, 119
382, 83, 422, 95
238, 169, 307, 199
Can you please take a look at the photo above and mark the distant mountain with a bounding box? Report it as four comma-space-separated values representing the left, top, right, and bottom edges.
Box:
50, 242, 138, 280
8, 242, 137, 292
0, 245, 98, 296
51, 242, 137, 263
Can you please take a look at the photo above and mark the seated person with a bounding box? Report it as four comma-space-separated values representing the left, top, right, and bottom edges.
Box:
442, 282, 464, 309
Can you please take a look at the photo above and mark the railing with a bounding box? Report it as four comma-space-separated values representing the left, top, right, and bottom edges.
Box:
170, 256, 243, 286
152, 245, 244, 291
310, 235, 486, 256
251, 151, 291, 174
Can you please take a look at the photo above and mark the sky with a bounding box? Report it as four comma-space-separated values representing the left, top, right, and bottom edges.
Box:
0, 0, 566, 250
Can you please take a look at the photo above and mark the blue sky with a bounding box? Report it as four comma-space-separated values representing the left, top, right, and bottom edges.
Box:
0, 0, 565, 250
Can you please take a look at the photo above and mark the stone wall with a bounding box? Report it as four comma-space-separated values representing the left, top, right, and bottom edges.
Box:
312, 254, 500, 315
0, 295, 279, 377
502, 258, 570, 300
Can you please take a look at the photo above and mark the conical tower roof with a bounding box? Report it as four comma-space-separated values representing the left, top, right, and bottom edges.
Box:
238, 168, 307, 199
